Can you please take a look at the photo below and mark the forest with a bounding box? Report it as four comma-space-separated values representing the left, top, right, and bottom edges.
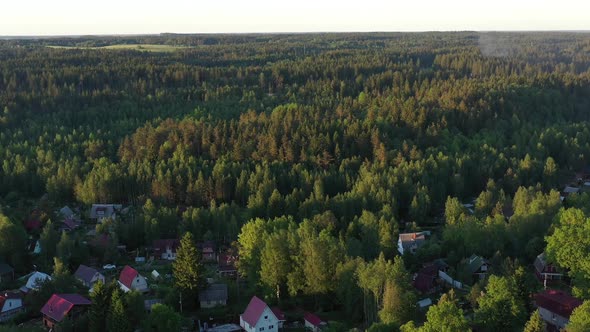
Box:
1, 32, 590, 331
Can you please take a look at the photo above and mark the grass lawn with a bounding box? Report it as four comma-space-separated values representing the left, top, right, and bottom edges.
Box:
46, 44, 193, 52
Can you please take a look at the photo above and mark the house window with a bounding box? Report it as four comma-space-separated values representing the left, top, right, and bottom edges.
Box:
264, 316, 268, 319
269, 325, 274, 329
260, 328, 265, 331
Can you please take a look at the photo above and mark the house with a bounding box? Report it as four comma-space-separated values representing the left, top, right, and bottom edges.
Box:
271, 307, 286, 329
397, 232, 428, 255
417, 298, 433, 310
24, 272, 52, 292
199, 284, 228, 308
304, 312, 327, 332
59, 206, 75, 219
41, 294, 91, 330
0, 263, 14, 283
118, 265, 148, 293
534, 253, 564, 283
29, 239, 41, 255
152, 239, 180, 260
561, 186, 580, 201
240, 296, 279, 332
59, 217, 80, 233
0, 292, 24, 322
535, 289, 582, 330
463, 254, 489, 281
412, 260, 449, 294
218, 253, 238, 277
74, 265, 105, 289
198, 241, 217, 261
89, 204, 122, 223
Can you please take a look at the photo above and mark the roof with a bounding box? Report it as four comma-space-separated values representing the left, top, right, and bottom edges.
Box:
119, 266, 139, 289
59, 206, 74, 218
535, 290, 582, 318
74, 265, 100, 284
26, 272, 52, 290
198, 241, 216, 253
199, 284, 228, 303
0, 292, 22, 311
0, 263, 13, 274
417, 298, 433, 308
413, 271, 436, 293
152, 239, 180, 252
40, 294, 91, 322
304, 312, 325, 327
398, 232, 426, 249
62, 218, 80, 230
241, 296, 272, 327
465, 254, 486, 274
563, 186, 580, 194
271, 307, 286, 321
89, 204, 122, 219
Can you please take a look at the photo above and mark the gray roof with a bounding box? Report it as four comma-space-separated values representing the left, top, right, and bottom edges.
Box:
199, 284, 228, 302
59, 206, 74, 218
89, 204, 122, 219
0, 263, 13, 274
465, 254, 486, 274
74, 265, 100, 284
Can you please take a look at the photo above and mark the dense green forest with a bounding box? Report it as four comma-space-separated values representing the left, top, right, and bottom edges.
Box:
1, 32, 590, 331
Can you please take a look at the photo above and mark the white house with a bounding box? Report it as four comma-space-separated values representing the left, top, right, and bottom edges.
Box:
152, 239, 180, 260
397, 232, 428, 255
0, 292, 24, 322
240, 296, 279, 332
118, 265, 148, 293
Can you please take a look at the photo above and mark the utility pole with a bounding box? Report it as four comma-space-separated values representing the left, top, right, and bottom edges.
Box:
179, 292, 183, 313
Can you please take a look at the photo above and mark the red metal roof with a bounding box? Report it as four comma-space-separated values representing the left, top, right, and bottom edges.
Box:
24, 219, 42, 231
271, 307, 285, 321
40, 294, 91, 322
119, 265, 139, 289
241, 296, 269, 326
535, 289, 582, 318
304, 312, 324, 327
152, 239, 180, 253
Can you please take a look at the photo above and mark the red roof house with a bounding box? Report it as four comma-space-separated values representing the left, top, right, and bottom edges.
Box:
24, 219, 42, 232
535, 289, 582, 330
304, 312, 327, 332
118, 265, 148, 293
271, 307, 286, 328
240, 296, 279, 332
41, 294, 91, 329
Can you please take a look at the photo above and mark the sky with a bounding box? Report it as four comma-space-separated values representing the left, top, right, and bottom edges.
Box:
1, 0, 589, 36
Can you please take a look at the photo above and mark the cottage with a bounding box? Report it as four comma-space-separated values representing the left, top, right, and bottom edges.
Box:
534, 253, 563, 282
240, 296, 279, 332
304, 312, 327, 332
412, 260, 449, 294
41, 294, 91, 330
218, 253, 238, 277
89, 204, 122, 223
59, 217, 80, 233
59, 206, 75, 219
198, 241, 217, 261
152, 239, 180, 260
199, 284, 228, 308
463, 254, 489, 281
0, 263, 14, 283
0, 292, 24, 322
74, 265, 105, 289
535, 289, 582, 330
271, 307, 286, 329
24, 272, 52, 292
118, 265, 148, 293
397, 232, 428, 255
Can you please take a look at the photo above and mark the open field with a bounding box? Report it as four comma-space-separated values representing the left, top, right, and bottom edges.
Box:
46, 44, 192, 52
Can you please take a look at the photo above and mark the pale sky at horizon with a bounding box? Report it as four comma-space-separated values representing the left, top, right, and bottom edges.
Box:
1, 0, 589, 36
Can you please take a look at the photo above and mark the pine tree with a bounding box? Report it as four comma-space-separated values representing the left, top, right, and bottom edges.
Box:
524, 309, 546, 332
107, 289, 130, 332
173, 232, 203, 308
89, 280, 113, 332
